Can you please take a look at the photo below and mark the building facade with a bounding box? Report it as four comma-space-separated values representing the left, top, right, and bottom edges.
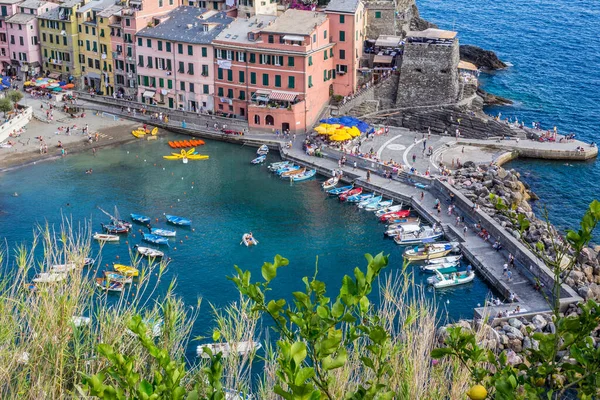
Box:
0, 0, 24, 76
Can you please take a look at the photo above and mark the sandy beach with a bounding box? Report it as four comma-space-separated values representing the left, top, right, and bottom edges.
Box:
0, 96, 139, 171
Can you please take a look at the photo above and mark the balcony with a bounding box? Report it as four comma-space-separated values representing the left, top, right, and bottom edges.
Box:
49, 58, 63, 65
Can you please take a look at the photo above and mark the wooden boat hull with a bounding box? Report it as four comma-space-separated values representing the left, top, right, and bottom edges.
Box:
93, 233, 119, 242
292, 169, 316, 181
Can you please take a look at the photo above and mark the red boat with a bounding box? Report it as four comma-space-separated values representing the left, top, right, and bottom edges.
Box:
379, 209, 411, 222
339, 187, 363, 202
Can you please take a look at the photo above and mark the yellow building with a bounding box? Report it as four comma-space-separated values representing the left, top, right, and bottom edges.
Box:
96, 5, 122, 96
76, 0, 117, 94
38, 0, 85, 83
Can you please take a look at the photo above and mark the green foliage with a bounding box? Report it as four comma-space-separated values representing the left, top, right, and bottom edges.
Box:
229, 253, 395, 399
7, 90, 23, 104
0, 97, 12, 115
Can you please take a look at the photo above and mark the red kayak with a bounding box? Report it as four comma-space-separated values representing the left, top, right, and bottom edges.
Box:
339, 187, 363, 202
379, 210, 411, 221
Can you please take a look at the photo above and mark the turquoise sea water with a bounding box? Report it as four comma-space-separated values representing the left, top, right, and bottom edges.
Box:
418, 0, 600, 234
0, 137, 492, 359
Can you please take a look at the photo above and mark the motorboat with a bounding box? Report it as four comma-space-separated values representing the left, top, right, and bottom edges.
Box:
339, 187, 363, 201
379, 209, 411, 222
424, 255, 463, 265
197, 340, 262, 358
327, 185, 353, 196
131, 213, 151, 224
83, 257, 95, 267
33, 272, 66, 283
251, 155, 266, 164
420, 262, 460, 273
257, 144, 269, 155
276, 165, 299, 175
385, 223, 422, 237
50, 263, 77, 273
280, 167, 306, 178
403, 242, 458, 261
93, 233, 119, 242
113, 264, 139, 277
268, 161, 290, 171
143, 234, 170, 245
365, 199, 393, 212
386, 217, 421, 229
95, 277, 124, 292
347, 192, 374, 203
358, 195, 382, 209
165, 215, 191, 226
292, 169, 316, 182
241, 233, 258, 247
101, 223, 129, 234
393, 227, 444, 246
375, 204, 405, 217
103, 271, 133, 284
427, 270, 475, 288
322, 176, 338, 190
135, 245, 165, 258
151, 228, 176, 237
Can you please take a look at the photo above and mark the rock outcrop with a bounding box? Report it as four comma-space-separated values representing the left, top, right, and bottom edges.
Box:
459, 45, 507, 70
477, 88, 513, 106
409, 4, 438, 31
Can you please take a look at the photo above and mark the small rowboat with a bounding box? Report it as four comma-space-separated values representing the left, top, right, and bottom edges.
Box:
135, 246, 164, 258
322, 176, 338, 190
241, 233, 258, 247
251, 155, 266, 164
339, 187, 363, 202
95, 277, 124, 292
393, 227, 444, 246
375, 204, 405, 217
424, 255, 463, 265
151, 228, 176, 237
83, 257, 95, 267
358, 195, 382, 208
385, 223, 422, 237
33, 272, 66, 283
427, 270, 475, 288
165, 214, 191, 226
103, 271, 133, 284
386, 217, 421, 229
197, 340, 262, 358
276, 165, 299, 175
102, 223, 129, 234
143, 234, 170, 245
347, 192, 374, 203
268, 161, 290, 171
131, 213, 151, 224
93, 233, 119, 242
281, 167, 305, 178
420, 262, 460, 273
379, 209, 411, 222
50, 263, 77, 273
403, 242, 458, 261
113, 264, 139, 277
292, 169, 316, 182
257, 144, 269, 155
365, 199, 393, 212
327, 185, 353, 196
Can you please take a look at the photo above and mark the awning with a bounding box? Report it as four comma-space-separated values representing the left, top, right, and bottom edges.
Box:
255, 89, 270, 95
269, 90, 296, 101
143, 90, 155, 98
282, 34, 305, 42
373, 55, 393, 64
458, 60, 478, 71
48, 72, 61, 79
375, 35, 402, 48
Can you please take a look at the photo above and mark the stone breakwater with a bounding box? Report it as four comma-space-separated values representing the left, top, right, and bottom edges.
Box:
451, 163, 600, 302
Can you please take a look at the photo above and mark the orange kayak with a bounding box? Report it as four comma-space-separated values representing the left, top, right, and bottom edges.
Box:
168, 140, 207, 148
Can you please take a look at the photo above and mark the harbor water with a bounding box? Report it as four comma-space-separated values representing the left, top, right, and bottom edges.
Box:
0, 137, 493, 358
418, 0, 600, 235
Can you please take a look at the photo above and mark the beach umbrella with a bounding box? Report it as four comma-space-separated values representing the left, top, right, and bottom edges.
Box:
48, 83, 59, 88
63, 83, 75, 89
314, 126, 327, 134
330, 132, 352, 141
52, 87, 62, 92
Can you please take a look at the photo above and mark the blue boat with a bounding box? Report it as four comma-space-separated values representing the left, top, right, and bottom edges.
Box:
358, 195, 382, 208
251, 155, 266, 164
131, 213, 151, 224
276, 165, 299, 175
165, 214, 191, 226
327, 185, 353, 196
292, 169, 316, 182
151, 228, 176, 237
347, 193, 374, 203
143, 234, 170, 245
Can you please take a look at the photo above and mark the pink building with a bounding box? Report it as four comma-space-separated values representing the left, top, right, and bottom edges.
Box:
0, 0, 23, 76
6, 0, 58, 79
213, 10, 337, 133
135, 7, 231, 110
325, 0, 365, 97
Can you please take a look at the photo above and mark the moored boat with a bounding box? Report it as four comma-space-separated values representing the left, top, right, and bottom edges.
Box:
379, 209, 411, 222
95, 277, 124, 292
50, 263, 77, 273
241, 233, 258, 247
280, 167, 306, 178
424, 255, 463, 265
427, 270, 475, 288
251, 155, 266, 164
393, 227, 444, 246
322, 176, 338, 190
197, 340, 262, 358
358, 195, 382, 208
151, 228, 176, 237
327, 185, 353, 196
365, 199, 393, 212
113, 264, 139, 277
33, 272, 66, 283
143, 233, 170, 245
101, 223, 129, 234
385, 223, 422, 237
93, 233, 120, 242
403, 242, 458, 261
347, 192, 374, 203
292, 169, 316, 182
339, 187, 363, 202
103, 271, 133, 284
135, 245, 165, 258
83, 257, 95, 267
386, 217, 421, 230
268, 161, 290, 171
420, 262, 460, 273
276, 165, 299, 175
131, 213, 151, 224
165, 214, 191, 226
375, 204, 405, 217
257, 144, 269, 155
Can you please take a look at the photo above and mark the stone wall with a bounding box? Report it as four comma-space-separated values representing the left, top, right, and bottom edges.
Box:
396, 40, 460, 107
364, 2, 397, 39
0, 106, 32, 143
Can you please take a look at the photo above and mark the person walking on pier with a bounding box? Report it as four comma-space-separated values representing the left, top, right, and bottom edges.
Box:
366, 170, 371, 182
503, 263, 508, 276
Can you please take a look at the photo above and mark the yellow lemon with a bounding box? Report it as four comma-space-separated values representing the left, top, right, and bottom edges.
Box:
466, 384, 487, 400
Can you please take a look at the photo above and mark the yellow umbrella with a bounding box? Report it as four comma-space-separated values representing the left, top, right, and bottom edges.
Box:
314, 126, 327, 134
330, 124, 341, 129
326, 127, 337, 134
330, 132, 352, 141
349, 129, 361, 137
320, 123, 330, 129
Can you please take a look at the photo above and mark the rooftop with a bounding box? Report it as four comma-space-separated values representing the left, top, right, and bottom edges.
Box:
406, 28, 457, 40
458, 60, 478, 71
214, 14, 277, 44
77, 0, 114, 14
0, 0, 24, 4
6, 13, 36, 24
136, 7, 233, 45
261, 9, 327, 35
19, 0, 47, 8
60, 0, 84, 8
375, 35, 402, 47
97, 4, 121, 17
325, 0, 361, 14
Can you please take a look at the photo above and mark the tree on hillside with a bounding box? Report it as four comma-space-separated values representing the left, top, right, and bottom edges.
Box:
0, 97, 12, 117
8, 90, 23, 105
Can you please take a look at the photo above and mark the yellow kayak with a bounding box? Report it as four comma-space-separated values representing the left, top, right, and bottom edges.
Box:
113, 264, 139, 277
163, 155, 181, 160
132, 130, 146, 138
188, 154, 209, 160
151, 127, 158, 135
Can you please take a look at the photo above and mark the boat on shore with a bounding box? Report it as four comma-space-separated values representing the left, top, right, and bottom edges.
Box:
358, 195, 382, 208
393, 227, 444, 246
151, 228, 176, 237
93, 233, 119, 242
135, 245, 164, 258
95, 277, 124, 292
33, 272, 66, 283
292, 169, 316, 182
241, 233, 258, 247
322, 176, 338, 190
365, 199, 393, 212
327, 185, 353, 196
251, 155, 266, 164
103, 271, 133, 284
424, 255, 463, 265
197, 340, 262, 358
403, 242, 458, 261
257, 144, 269, 155
427, 270, 475, 288
339, 187, 362, 201
143, 234, 170, 245
113, 264, 139, 277
165, 214, 191, 226
131, 213, 151, 224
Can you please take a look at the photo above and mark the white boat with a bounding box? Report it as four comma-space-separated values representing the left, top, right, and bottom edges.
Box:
403, 242, 458, 261
427, 270, 475, 288
358, 195, 382, 208
197, 340, 262, 358
424, 255, 463, 265
365, 199, 393, 212
322, 176, 338, 190
393, 226, 444, 246
33, 272, 66, 283
151, 228, 176, 237
420, 261, 460, 273
386, 217, 421, 230
385, 223, 421, 236
257, 144, 269, 155
136, 246, 165, 258
93, 233, 120, 242
241, 233, 258, 247
251, 154, 266, 164
50, 262, 77, 273
268, 161, 290, 171
375, 204, 404, 217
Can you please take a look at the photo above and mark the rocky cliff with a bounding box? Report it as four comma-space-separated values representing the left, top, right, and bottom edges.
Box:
460, 45, 508, 70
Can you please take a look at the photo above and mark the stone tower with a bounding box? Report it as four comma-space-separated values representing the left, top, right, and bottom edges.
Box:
395, 28, 460, 107
363, 0, 416, 39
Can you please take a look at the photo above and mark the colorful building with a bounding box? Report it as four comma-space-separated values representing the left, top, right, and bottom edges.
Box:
0, 0, 24, 76
213, 10, 337, 133
135, 7, 231, 110
38, 0, 84, 82
5, 0, 58, 80
96, 3, 122, 96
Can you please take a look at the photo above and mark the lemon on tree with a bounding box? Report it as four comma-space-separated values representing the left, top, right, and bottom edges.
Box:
466, 384, 487, 400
